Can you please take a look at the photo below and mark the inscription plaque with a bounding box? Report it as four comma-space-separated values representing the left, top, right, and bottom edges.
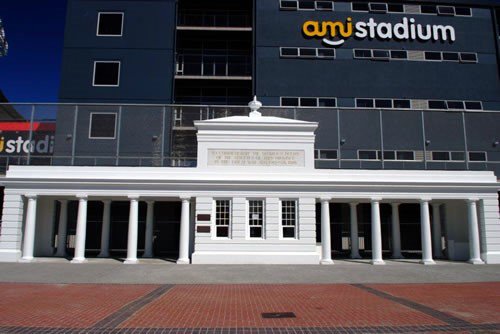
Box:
207, 149, 305, 167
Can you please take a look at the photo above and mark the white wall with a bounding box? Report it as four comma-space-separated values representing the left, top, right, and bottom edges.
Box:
0, 191, 24, 261
480, 196, 500, 264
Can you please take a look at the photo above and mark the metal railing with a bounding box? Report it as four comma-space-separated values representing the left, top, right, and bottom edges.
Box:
176, 54, 252, 77
0, 103, 498, 175
177, 11, 252, 28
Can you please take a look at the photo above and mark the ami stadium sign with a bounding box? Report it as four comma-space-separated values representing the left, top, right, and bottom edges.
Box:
302, 17, 456, 47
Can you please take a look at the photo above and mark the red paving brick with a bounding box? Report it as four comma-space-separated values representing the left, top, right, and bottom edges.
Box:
369, 282, 500, 325
0, 283, 158, 328
121, 284, 445, 328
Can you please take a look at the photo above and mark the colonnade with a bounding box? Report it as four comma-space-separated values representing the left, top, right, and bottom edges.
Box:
21, 195, 192, 264
319, 198, 484, 265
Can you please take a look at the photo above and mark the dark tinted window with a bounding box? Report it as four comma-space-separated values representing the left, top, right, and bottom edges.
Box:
281, 0, 297, 9
446, 101, 464, 109
460, 53, 478, 63
391, 50, 407, 59
383, 151, 396, 160
432, 151, 450, 161
421, 5, 437, 14
301, 98, 317, 107
369, 3, 387, 12
97, 13, 123, 36
455, 7, 471, 16
359, 150, 377, 160
397, 151, 415, 160
375, 99, 392, 108
424, 52, 441, 61
318, 98, 336, 107
372, 50, 390, 59
216, 226, 229, 238
393, 99, 411, 109
93, 62, 120, 86
451, 152, 465, 161
317, 48, 335, 58
428, 100, 447, 109
442, 52, 459, 61
469, 152, 487, 161
298, 1, 315, 9
281, 48, 298, 57
465, 101, 482, 110
300, 48, 316, 57
90, 113, 116, 138
356, 99, 374, 108
437, 6, 455, 15
319, 150, 337, 159
388, 4, 404, 12
316, 1, 333, 10
354, 49, 372, 58
282, 97, 299, 106
352, 3, 369, 11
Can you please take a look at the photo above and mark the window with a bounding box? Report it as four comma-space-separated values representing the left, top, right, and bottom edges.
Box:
318, 98, 336, 107
353, 49, 372, 59
375, 99, 392, 108
280, 0, 298, 10
390, 50, 407, 59
299, 48, 317, 57
317, 48, 335, 58
93, 61, 120, 86
455, 7, 471, 16
421, 5, 437, 14
356, 99, 374, 108
315, 1, 333, 11
248, 200, 264, 238
459, 53, 478, 63
215, 200, 231, 238
301, 97, 317, 107
97, 12, 123, 36
465, 101, 483, 110
424, 52, 442, 61
446, 101, 465, 110
437, 6, 455, 16
393, 99, 411, 109
387, 4, 404, 13
369, 3, 388, 13
315, 149, 337, 160
89, 113, 117, 139
432, 151, 450, 161
281, 97, 299, 106
372, 50, 390, 60
358, 150, 377, 160
280, 47, 299, 57
382, 151, 396, 160
298, 1, 315, 10
352, 2, 369, 11
396, 151, 415, 160
469, 152, 487, 162
442, 52, 459, 61
281, 200, 297, 238
451, 152, 465, 161
428, 100, 447, 110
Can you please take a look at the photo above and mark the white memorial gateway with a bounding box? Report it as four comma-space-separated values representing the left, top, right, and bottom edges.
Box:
0, 98, 499, 264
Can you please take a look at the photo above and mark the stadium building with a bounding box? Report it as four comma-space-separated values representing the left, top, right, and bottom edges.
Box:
0, 0, 499, 264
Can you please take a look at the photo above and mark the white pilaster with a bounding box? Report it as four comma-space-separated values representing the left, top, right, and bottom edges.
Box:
124, 196, 139, 264
370, 198, 385, 265
391, 203, 403, 259
71, 195, 88, 263
467, 199, 484, 264
177, 196, 191, 264
55, 200, 68, 257
420, 199, 435, 265
98, 200, 111, 258
320, 197, 333, 264
431, 203, 443, 259
143, 201, 154, 258
20, 194, 37, 262
349, 202, 361, 259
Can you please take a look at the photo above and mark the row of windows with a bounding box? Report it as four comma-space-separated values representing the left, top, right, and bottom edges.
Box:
214, 199, 298, 239
353, 49, 478, 63
358, 150, 487, 162
281, 97, 483, 111
280, 47, 335, 59
279, 1, 472, 17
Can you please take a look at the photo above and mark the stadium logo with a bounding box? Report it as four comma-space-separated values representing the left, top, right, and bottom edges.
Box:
0, 135, 55, 154
302, 17, 456, 47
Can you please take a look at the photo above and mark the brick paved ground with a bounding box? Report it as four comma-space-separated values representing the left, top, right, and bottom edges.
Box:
0, 283, 498, 334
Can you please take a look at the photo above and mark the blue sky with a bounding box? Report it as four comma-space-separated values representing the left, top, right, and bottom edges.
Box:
0, 0, 67, 102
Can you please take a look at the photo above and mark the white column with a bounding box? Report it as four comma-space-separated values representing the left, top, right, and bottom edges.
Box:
431, 203, 443, 259
98, 200, 111, 258
370, 198, 385, 265
467, 199, 484, 264
420, 199, 435, 265
349, 202, 361, 259
21, 194, 38, 262
124, 196, 139, 264
55, 200, 68, 257
391, 203, 403, 259
71, 195, 88, 263
177, 196, 191, 264
320, 197, 333, 264
143, 201, 154, 258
